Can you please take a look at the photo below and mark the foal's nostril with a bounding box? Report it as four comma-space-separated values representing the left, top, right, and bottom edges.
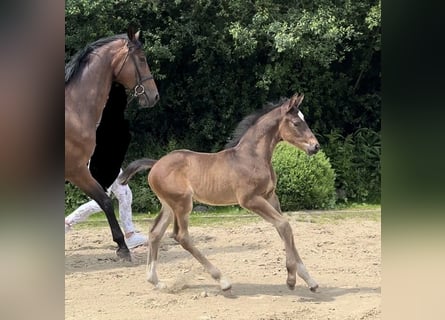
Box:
311, 143, 320, 154
155, 94, 160, 101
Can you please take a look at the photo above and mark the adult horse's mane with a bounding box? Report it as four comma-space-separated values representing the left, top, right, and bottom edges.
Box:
65, 34, 130, 84
225, 97, 288, 149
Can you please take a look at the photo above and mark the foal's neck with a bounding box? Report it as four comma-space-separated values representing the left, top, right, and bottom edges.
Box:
237, 109, 281, 163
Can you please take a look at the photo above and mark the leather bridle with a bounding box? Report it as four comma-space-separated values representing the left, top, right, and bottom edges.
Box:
115, 42, 154, 107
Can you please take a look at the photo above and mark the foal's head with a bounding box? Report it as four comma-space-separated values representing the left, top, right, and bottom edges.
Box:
278, 94, 320, 155
113, 27, 159, 108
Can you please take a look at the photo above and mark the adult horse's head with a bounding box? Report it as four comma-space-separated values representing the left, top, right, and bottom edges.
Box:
114, 26, 159, 108
278, 93, 320, 156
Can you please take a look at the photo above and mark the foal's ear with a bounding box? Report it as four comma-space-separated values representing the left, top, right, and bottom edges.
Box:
136, 30, 144, 44
291, 93, 304, 108
127, 25, 138, 41
284, 93, 304, 113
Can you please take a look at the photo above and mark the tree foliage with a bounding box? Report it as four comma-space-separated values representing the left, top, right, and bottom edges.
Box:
65, 0, 381, 208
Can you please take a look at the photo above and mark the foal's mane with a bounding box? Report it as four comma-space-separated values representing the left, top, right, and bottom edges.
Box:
65, 34, 130, 85
225, 97, 288, 149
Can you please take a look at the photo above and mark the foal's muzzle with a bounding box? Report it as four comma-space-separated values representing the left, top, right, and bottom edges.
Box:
307, 143, 320, 156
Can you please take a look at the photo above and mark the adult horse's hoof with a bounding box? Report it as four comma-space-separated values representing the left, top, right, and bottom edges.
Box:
310, 284, 319, 292
116, 247, 132, 261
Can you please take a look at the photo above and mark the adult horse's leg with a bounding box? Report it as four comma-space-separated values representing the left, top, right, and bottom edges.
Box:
171, 195, 232, 291
69, 167, 131, 261
146, 203, 173, 288
240, 195, 318, 292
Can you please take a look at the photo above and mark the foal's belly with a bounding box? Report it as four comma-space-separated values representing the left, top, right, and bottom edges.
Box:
192, 182, 238, 206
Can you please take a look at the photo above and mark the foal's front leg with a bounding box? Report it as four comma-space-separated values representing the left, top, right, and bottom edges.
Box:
241, 195, 318, 292
172, 199, 232, 291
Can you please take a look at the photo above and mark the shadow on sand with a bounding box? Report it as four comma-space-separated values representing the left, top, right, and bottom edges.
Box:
157, 281, 380, 302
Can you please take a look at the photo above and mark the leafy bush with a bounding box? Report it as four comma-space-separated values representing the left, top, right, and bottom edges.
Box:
321, 128, 381, 204
123, 138, 184, 213
272, 142, 336, 211
126, 172, 160, 213
64, 182, 89, 215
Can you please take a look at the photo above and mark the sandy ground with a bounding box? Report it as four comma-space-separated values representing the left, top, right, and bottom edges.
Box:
65, 211, 380, 320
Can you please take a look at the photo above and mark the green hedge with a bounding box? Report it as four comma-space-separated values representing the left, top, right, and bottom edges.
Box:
272, 142, 336, 211
321, 128, 381, 204
125, 172, 161, 213
64, 182, 89, 214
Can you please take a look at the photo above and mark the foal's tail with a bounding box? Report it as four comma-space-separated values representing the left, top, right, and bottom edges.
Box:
118, 158, 158, 184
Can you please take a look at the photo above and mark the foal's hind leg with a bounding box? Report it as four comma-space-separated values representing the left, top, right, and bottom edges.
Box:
146, 204, 173, 288
240, 195, 318, 292
168, 214, 179, 239
69, 167, 131, 260
172, 196, 231, 291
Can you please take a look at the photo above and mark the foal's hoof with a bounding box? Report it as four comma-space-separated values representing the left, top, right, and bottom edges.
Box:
220, 278, 232, 291
155, 282, 167, 290
221, 289, 236, 299
286, 279, 296, 291
309, 284, 319, 293
116, 247, 132, 261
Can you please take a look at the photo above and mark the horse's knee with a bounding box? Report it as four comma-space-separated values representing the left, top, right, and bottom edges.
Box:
176, 232, 190, 248
275, 219, 291, 234
149, 230, 163, 243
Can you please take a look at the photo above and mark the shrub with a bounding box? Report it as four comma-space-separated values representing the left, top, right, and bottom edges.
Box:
64, 182, 89, 215
321, 128, 381, 204
272, 142, 336, 211
123, 138, 181, 213
126, 172, 161, 213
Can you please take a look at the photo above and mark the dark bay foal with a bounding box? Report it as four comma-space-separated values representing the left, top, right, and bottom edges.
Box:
120, 93, 320, 291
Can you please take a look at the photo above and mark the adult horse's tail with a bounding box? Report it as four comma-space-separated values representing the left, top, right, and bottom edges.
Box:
119, 158, 158, 184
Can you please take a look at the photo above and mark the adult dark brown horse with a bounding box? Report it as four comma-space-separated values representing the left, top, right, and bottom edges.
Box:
65, 27, 159, 260
119, 93, 320, 291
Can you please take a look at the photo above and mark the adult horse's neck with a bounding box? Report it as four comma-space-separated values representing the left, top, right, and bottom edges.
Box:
235, 108, 282, 163
67, 41, 124, 128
